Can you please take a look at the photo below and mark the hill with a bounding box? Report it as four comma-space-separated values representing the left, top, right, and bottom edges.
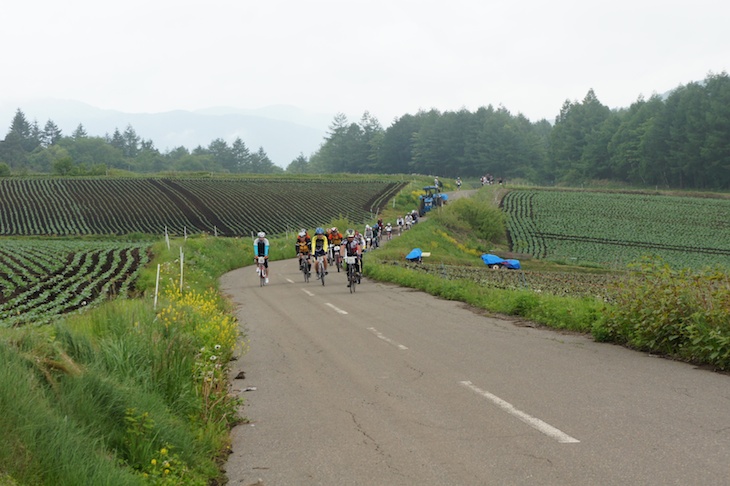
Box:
0, 100, 331, 168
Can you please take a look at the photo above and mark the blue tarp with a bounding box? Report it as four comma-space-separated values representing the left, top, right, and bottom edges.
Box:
441, 193, 448, 201
503, 259, 521, 269
405, 248, 423, 261
481, 254, 504, 265
481, 254, 521, 269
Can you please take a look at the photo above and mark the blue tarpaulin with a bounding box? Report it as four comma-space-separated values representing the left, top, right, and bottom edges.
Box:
481, 254, 521, 269
503, 259, 521, 269
481, 254, 504, 265
405, 248, 423, 261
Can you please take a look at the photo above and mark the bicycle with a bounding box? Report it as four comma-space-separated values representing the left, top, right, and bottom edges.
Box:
300, 255, 311, 283
316, 254, 326, 286
256, 256, 267, 286
332, 245, 342, 272
345, 256, 358, 293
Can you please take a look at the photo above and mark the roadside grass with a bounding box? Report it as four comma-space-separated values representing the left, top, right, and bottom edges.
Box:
365, 185, 730, 371
0, 234, 276, 485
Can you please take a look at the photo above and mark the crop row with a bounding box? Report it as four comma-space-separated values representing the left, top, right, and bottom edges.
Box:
502, 189, 730, 269
0, 239, 150, 327
0, 178, 407, 237
396, 262, 623, 300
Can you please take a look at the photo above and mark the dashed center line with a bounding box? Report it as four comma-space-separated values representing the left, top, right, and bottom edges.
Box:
460, 380, 579, 444
367, 327, 408, 350
301, 289, 315, 297
325, 303, 348, 315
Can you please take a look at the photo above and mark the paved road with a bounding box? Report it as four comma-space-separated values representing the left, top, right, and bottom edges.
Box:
220, 257, 730, 485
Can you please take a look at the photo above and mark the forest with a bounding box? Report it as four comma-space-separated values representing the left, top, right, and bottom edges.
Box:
1, 72, 729, 190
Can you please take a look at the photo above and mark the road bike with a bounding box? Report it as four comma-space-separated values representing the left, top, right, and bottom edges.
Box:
299, 255, 310, 283
345, 256, 358, 293
257, 256, 267, 286
332, 245, 342, 272
316, 254, 326, 286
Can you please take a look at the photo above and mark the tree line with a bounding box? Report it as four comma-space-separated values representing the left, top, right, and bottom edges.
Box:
2, 72, 729, 189
0, 116, 282, 176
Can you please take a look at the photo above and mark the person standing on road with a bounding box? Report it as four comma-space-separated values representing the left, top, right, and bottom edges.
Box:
254, 231, 270, 284
456, 177, 462, 191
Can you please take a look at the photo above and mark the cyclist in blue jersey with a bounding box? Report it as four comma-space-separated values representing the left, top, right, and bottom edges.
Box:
253, 231, 270, 284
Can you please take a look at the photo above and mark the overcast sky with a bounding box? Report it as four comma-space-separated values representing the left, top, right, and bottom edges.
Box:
2, 0, 728, 127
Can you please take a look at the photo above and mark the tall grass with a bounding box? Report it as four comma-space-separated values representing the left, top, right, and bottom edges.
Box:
0, 233, 261, 485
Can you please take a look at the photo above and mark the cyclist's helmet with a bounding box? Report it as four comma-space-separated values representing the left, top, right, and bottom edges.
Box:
298, 231, 305, 237
257, 232, 265, 238
315, 227, 324, 235
345, 229, 355, 238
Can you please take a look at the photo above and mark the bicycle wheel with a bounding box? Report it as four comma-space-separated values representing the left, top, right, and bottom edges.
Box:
301, 260, 309, 283
259, 265, 266, 287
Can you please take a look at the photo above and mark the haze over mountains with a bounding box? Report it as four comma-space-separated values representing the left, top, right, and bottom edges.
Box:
0, 100, 336, 168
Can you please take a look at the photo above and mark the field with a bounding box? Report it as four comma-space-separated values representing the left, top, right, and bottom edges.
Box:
501, 189, 730, 269
0, 176, 406, 325
0, 177, 405, 236
0, 238, 149, 327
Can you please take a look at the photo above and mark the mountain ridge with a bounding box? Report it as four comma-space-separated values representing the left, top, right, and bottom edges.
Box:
0, 99, 332, 168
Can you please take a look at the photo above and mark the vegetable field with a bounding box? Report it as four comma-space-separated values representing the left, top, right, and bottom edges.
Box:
502, 189, 730, 269
0, 178, 405, 236
0, 239, 149, 327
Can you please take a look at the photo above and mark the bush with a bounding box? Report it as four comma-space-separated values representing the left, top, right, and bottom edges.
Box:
595, 258, 730, 370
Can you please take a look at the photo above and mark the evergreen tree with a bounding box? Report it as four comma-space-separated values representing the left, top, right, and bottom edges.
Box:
42, 119, 63, 147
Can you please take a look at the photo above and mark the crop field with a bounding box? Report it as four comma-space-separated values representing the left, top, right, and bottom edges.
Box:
0, 177, 405, 237
501, 189, 730, 269
0, 238, 150, 327
395, 262, 621, 300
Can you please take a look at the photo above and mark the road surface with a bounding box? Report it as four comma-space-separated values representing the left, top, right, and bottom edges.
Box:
220, 256, 730, 485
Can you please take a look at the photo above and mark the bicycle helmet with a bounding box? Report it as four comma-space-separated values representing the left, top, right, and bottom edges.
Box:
257, 231, 265, 238
315, 227, 324, 235
345, 229, 355, 238
298, 230, 305, 237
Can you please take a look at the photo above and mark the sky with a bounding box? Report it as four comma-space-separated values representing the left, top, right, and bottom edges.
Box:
2, 0, 729, 128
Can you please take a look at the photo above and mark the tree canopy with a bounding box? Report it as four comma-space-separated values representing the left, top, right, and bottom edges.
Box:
2, 72, 729, 189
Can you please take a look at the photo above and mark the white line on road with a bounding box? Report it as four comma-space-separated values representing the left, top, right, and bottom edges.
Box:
460, 380, 579, 444
325, 303, 348, 314
367, 327, 408, 350
286, 278, 294, 283
302, 289, 315, 297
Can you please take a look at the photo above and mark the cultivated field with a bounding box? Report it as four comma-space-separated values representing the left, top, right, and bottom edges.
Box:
0, 238, 149, 327
0, 177, 405, 236
501, 189, 730, 269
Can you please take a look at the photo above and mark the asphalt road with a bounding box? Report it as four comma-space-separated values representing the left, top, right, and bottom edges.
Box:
219, 256, 730, 486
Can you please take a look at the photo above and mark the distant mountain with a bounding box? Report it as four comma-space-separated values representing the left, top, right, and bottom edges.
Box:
0, 100, 333, 168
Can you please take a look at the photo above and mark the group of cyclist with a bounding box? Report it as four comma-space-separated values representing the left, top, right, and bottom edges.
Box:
295, 226, 362, 287
254, 217, 411, 288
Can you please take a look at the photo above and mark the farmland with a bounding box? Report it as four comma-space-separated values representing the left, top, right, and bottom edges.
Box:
501, 189, 730, 269
0, 238, 149, 327
0, 177, 405, 236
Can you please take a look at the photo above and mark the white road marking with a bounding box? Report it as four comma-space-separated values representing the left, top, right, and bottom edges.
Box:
459, 380, 579, 444
367, 327, 408, 350
286, 278, 294, 283
302, 289, 315, 297
325, 303, 348, 315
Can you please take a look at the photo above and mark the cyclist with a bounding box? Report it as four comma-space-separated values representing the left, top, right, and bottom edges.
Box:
311, 227, 329, 277
329, 226, 343, 261
456, 177, 462, 190
341, 229, 362, 287
254, 231, 270, 284
296, 229, 311, 274
364, 224, 373, 250
371, 223, 380, 249
384, 222, 393, 240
